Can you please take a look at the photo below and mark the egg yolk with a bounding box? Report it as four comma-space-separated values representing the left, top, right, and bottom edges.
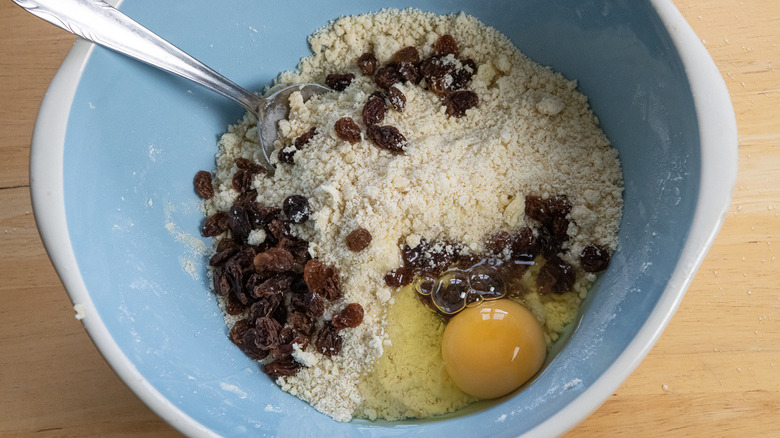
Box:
441, 299, 546, 399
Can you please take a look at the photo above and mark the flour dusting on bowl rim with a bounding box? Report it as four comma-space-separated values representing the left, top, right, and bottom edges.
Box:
29, 1, 736, 436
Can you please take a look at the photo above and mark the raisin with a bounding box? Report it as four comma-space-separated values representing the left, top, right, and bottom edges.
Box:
397, 62, 422, 84
501, 258, 532, 280
223, 258, 245, 302
374, 64, 401, 89
332, 303, 364, 330
193, 171, 214, 199
358, 52, 378, 76
581, 244, 611, 272
422, 256, 454, 280
537, 257, 576, 294
253, 316, 283, 350
290, 291, 325, 317
315, 321, 343, 357
234, 189, 258, 210
450, 66, 474, 91
537, 225, 560, 258
253, 247, 295, 273
394, 46, 420, 64
401, 238, 459, 276
526, 195, 571, 226
250, 206, 281, 228
387, 87, 406, 112
419, 56, 454, 96
232, 169, 253, 193
228, 205, 252, 243
431, 249, 461, 277
526, 195, 571, 252
384, 267, 412, 288
279, 147, 297, 165
325, 73, 355, 91
525, 195, 549, 223
434, 34, 459, 57
279, 150, 298, 164
419, 56, 445, 79
244, 271, 266, 295
345, 228, 372, 252
319, 275, 343, 301
270, 327, 296, 359
216, 237, 238, 253
241, 329, 270, 360
292, 336, 309, 353
369, 90, 387, 101
295, 127, 317, 148
367, 124, 406, 153
267, 219, 290, 241
225, 292, 247, 315
245, 271, 270, 291
232, 246, 257, 269
270, 328, 309, 361
551, 216, 570, 244
202, 211, 229, 237
288, 311, 315, 336
229, 319, 251, 348
270, 344, 292, 361
485, 231, 513, 256
212, 267, 230, 296
303, 259, 343, 301
334, 117, 362, 144
280, 326, 296, 346
455, 253, 481, 270
264, 356, 301, 377
251, 274, 293, 300
427, 79, 449, 97
277, 237, 311, 266
248, 295, 283, 323
362, 95, 386, 126
402, 240, 429, 268
512, 227, 539, 261
209, 244, 237, 266
235, 157, 266, 174
283, 195, 310, 224
445, 90, 479, 117
394, 46, 422, 83
427, 75, 450, 96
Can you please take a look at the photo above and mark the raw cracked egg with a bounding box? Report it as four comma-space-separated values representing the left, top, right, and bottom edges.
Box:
441, 299, 546, 399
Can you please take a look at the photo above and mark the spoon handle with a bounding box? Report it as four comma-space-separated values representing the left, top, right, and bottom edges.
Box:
13, 0, 262, 113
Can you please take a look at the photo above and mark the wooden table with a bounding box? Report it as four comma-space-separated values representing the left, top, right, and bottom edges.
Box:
1, 1, 777, 436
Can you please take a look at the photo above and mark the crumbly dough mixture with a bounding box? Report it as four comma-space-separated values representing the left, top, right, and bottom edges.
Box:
204, 9, 622, 422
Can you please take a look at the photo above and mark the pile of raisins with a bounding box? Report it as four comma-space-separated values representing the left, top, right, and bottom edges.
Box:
318, 34, 481, 158
383, 194, 612, 315
194, 159, 364, 377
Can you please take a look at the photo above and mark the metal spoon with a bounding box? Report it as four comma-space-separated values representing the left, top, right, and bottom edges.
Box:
14, 0, 329, 170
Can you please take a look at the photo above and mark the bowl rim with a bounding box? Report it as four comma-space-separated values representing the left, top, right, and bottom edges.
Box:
29, 0, 737, 436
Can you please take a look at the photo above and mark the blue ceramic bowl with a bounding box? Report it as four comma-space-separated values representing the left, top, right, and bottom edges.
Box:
31, 0, 736, 436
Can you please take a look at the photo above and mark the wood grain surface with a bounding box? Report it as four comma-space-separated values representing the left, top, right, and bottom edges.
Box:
1, 1, 777, 436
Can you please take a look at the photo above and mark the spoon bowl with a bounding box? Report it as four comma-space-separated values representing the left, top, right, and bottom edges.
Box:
257, 83, 329, 166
